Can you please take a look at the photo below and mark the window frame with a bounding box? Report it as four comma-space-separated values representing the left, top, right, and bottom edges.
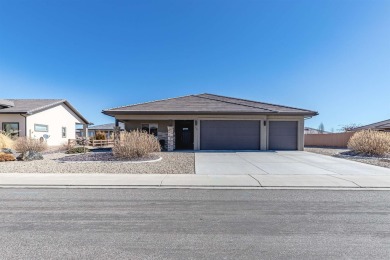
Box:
62, 127, 67, 138
34, 124, 49, 132
2, 122, 20, 137
140, 123, 158, 137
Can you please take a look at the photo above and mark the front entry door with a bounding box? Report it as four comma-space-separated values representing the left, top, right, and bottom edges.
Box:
175, 120, 194, 150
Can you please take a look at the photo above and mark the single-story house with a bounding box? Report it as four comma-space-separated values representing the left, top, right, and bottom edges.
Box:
353, 119, 390, 132
304, 127, 331, 134
0, 99, 90, 145
76, 122, 125, 138
102, 93, 318, 151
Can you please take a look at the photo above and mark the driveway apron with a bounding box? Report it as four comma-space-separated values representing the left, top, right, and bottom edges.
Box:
195, 151, 390, 175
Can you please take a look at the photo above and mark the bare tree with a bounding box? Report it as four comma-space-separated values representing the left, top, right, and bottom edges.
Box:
338, 123, 362, 132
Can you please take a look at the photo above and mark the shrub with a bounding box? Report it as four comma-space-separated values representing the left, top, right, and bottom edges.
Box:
348, 130, 390, 156
0, 132, 14, 149
14, 137, 48, 153
113, 130, 161, 159
76, 137, 90, 146
95, 131, 106, 140
0, 152, 16, 162
66, 147, 90, 154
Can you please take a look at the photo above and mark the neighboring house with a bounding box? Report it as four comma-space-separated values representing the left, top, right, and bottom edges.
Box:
0, 99, 90, 145
304, 127, 331, 134
353, 119, 390, 132
102, 93, 318, 151
76, 122, 125, 138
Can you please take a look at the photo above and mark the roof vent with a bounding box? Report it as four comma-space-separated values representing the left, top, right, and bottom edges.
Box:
0, 99, 15, 108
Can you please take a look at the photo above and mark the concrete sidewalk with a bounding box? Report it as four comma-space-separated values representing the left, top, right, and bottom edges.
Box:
1, 173, 390, 189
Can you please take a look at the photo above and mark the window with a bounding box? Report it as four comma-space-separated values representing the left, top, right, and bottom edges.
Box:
141, 123, 158, 137
34, 124, 48, 132
62, 127, 67, 138
2, 122, 19, 137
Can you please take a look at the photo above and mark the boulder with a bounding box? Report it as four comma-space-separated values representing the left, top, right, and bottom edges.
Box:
1, 148, 15, 154
0, 152, 16, 162
17, 150, 44, 161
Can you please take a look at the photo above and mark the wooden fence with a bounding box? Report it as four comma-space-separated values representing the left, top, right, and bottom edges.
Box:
90, 139, 114, 147
304, 132, 355, 148
68, 139, 114, 147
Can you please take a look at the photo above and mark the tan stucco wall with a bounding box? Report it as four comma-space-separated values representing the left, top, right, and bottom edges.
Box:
0, 114, 26, 137
117, 114, 305, 151
26, 104, 83, 146
124, 120, 174, 132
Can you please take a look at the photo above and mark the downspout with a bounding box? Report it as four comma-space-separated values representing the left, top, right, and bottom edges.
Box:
20, 114, 27, 137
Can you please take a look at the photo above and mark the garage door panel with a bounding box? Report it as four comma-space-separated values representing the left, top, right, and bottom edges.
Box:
200, 120, 260, 150
269, 121, 298, 150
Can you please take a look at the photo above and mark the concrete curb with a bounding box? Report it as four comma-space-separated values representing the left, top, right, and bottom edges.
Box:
1, 186, 390, 190
1, 173, 390, 189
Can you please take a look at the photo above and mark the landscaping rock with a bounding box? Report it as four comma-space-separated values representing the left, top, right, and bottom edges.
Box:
0, 152, 16, 162
1, 148, 15, 154
0, 152, 194, 174
17, 151, 44, 161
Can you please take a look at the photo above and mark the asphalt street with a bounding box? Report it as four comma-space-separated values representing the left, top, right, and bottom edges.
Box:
0, 189, 389, 259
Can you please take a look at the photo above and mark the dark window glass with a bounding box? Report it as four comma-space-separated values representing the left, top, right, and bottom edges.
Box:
140, 123, 158, 136
2, 122, 19, 137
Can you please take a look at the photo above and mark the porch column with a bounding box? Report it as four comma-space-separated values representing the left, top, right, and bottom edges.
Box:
83, 124, 89, 139
167, 126, 175, 151
113, 119, 121, 144
297, 118, 304, 151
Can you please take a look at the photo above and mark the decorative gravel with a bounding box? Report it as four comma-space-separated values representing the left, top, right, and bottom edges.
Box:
305, 147, 390, 169
58, 152, 160, 162
0, 152, 194, 174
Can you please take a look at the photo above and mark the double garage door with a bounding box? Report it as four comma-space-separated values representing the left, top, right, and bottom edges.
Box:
200, 120, 297, 150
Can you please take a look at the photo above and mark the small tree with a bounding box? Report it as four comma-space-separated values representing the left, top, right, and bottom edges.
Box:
95, 131, 106, 140
338, 123, 362, 132
318, 123, 325, 134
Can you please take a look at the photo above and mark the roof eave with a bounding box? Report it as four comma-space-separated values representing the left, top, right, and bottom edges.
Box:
63, 101, 90, 125
0, 111, 29, 114
102, 110, 318, 116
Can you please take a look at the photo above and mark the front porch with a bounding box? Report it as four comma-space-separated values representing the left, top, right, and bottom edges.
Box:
122, 119, 196, 151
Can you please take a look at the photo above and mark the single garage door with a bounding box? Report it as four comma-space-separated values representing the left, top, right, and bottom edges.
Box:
268, 121, 298, 150
200, 120, 260, 150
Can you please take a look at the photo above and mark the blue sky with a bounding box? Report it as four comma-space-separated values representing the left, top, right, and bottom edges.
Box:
0, 0, 389, 131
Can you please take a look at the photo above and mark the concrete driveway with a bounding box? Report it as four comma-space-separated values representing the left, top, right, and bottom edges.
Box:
195, 151, 390, 175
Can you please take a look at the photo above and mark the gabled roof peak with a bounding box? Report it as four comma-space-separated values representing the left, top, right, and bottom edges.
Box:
0, 99, 90, 124
103, 93, 318, 116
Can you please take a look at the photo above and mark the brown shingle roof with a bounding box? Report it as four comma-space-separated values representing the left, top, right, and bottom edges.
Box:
103, 93, 318, 116
0, 99, 90, 124
354, 119, 390, 131
89, 123, 125, 130
0, 99, 66, 113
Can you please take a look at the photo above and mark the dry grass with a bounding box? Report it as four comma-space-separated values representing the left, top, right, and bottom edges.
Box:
113, 130, 161, 159
14, 137, 48, 153
0, 133, 14, 149
0, 152, 16, 162
348, 130, 390, 156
